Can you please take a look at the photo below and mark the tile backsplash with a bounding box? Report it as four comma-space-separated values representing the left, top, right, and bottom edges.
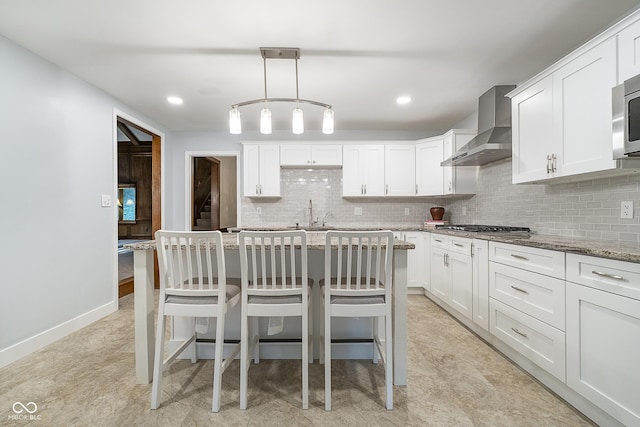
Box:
241, 160, 640, 248
447, 158, 640, 247
241, 169, 443, 228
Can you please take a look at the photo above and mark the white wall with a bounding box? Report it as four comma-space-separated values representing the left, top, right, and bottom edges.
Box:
0, 35, 166, 367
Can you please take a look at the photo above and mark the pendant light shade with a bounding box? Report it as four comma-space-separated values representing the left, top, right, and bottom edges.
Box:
292, 108, 304, 134
229, 48, 333, 134
322, 108, 334, 134
229, 107, 241, 134
260, 107, 272, 134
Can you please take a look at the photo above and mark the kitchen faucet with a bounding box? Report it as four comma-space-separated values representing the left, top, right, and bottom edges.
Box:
321, 212, 331, 227
308, 200, 318, 228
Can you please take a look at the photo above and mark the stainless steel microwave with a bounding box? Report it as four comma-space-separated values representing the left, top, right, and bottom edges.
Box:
613, 73, 640, 159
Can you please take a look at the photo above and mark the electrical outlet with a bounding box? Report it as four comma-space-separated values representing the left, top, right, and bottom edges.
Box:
256, 207, 262, 214
621, 201, 634, 219
404, 208, 410, 216
354, 207, 362, 216
462, 206, 467, 216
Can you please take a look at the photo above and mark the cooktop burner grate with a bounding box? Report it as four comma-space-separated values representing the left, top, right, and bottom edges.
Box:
435, 224, 531, 233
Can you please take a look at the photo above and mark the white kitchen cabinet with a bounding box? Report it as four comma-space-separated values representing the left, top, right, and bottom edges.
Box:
384, 145, 415, 196
415, 130, 477, 196
511, 76, 555, 183
489, 242, 566, 382
342, 145, 385, 197
471, 239, 489, 331
280, 144, 342, 167
243, 143, 280, 197
618, 17, 640, 81
566, 253, 640, 427
395, 231, 428, 289
510, 37, 640, 184
415, 137, 445, 196
428, 234, 473, 320
552, 37, 618, 178
490, 298, 566, 382
442, 130, 477, 195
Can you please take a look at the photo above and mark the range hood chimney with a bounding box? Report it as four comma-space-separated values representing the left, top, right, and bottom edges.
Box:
441, 85, 516, 166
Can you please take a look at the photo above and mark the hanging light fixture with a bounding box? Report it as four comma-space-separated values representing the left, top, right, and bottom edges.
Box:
229, 47, 334, 135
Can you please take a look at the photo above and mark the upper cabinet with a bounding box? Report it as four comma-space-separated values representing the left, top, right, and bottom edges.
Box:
416, 130, 477, 196
342, 145, 385, 197
384, 144, 415, 196
243, 143, 281, 197
280, 144, 342, 168
619, 18, 640, 82
510, 16, 640, 184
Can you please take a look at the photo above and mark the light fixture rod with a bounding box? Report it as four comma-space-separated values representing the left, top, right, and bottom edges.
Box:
232, 98, 331, 109
295, 57, 300, 102
263, 57, 268, 100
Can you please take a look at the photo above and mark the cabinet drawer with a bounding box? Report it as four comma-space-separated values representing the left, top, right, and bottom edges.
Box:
490, 262, 565, 330
430, 234, 448, 249
489, 242, 565, 279
490, 298, 566, 382
449, 236, 471, 255
566, 253, 640, 301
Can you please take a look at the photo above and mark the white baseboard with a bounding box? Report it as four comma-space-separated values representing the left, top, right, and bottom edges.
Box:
0, 300, 118, 369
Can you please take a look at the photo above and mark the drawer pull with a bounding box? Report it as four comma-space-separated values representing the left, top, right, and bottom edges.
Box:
434, 239, 442, 243
510, 285, 529, 294
510, 254, 529, 261
454, 243, 464, 247
511, 328, 528, 338
591, 270, 624, 281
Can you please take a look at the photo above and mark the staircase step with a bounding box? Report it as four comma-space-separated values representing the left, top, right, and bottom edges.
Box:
203, 204, 211, 212
196, 218, 211, 227
200, 211, 211, 219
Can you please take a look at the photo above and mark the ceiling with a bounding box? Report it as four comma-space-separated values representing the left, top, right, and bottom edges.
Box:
2, 0, 640, 134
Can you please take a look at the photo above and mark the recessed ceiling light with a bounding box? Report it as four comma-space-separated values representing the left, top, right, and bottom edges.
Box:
396, 96, 411, 105
167, 96, 183, 105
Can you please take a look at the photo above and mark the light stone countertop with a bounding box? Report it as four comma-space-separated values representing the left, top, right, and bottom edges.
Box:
429, 229, 640, 264
124, 230, 415, 251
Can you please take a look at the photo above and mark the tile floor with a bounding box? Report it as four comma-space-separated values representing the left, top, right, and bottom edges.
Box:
0, 294, 594, 426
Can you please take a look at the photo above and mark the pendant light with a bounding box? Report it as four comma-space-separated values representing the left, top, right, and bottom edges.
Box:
229, 47, 333, 134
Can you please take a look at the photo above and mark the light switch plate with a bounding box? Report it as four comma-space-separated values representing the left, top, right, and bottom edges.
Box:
101, 194, 112, 207
621, 201, 634, 218
354, 207, 362, 216
404, 208, 410, 216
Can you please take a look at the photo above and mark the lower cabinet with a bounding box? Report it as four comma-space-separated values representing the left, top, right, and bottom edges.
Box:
394, 231, 429, 290
489, 242, 566, 382
471, 239, 489, 331
429, 234, 473, 321
566, 254, 640, 427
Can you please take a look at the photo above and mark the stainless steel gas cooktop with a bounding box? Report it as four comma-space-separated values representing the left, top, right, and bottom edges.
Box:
435, 224, 531, 233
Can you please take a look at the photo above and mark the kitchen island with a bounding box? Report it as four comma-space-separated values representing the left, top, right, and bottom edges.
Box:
125, 231, 414, 385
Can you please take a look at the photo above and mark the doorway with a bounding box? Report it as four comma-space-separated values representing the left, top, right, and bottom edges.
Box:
186, 152, 239, 231
115, 113, 163, 298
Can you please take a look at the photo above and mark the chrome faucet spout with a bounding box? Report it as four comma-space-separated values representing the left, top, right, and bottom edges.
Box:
308, 200, 313, 228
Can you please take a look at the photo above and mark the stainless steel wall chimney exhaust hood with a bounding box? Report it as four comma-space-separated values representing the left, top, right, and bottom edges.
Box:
442, 85, 516, 166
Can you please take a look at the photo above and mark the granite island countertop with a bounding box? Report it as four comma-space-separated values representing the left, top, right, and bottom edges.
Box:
429, 229, 640, 264
124, 230, 415, 251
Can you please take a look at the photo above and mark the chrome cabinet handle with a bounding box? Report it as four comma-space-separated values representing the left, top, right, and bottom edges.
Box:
454, 243, 463, 247
511, 328, 528, 338
511, 254, 529, 261
385, 184, 388, 195
364, 184, 367, 195
312, 160, 316, 164
360, 184, 364, 195
415, 184, 418, 195
591, 270, 624, 281
511, 285, 529, 294
434, 239, 442, 243
546, 155, 551, 174
471, 242, 475, 257
551, 154, 557, 173
256, 184, 259, 195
